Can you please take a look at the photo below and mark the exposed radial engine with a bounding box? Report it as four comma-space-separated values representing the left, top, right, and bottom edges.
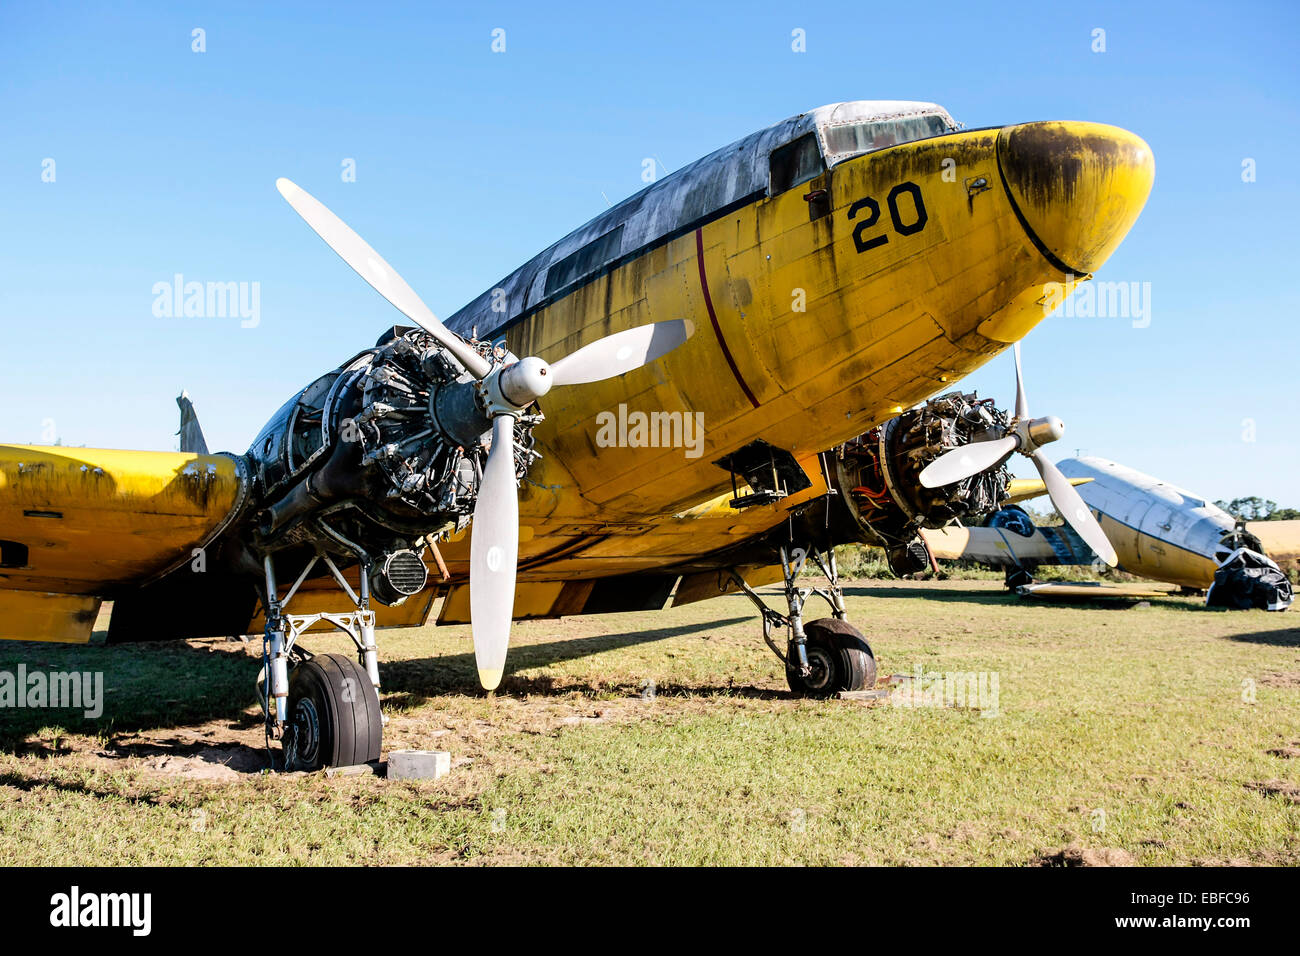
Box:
242, 327, 540, 605
829, 392, 1011, 573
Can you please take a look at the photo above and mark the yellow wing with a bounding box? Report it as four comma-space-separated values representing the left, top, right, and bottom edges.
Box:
1002, 475, 1092, 505
1016, 581, 1171, 600
0, 445, 247, 642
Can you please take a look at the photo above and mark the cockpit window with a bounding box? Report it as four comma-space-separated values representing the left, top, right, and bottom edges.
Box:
769, 132, 825, 195
545, 225, 625, 296
821, 114, 951, 166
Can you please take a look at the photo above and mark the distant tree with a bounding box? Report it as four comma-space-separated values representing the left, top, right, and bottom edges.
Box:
1017, 502, 1062, 526
1214, 497, 1292, 520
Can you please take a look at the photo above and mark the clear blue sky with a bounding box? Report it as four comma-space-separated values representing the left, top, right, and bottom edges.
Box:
2, 0, 1297, 504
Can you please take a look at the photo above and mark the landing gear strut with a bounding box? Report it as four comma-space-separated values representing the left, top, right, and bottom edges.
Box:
261, 537, 384, 771
729, 543, 876, 697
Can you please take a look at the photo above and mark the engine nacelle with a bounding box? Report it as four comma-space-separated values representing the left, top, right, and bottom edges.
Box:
237, 327, 536, 601
826, 391, 1012, 573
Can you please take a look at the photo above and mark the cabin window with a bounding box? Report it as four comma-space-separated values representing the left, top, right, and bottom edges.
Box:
769, 132, 825, 195
544, 225, 625, 296
821, 114, 950, 165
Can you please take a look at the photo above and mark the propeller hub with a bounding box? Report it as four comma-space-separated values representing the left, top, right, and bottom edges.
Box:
497, 356, 553, 408
1024, 415, 1065, 450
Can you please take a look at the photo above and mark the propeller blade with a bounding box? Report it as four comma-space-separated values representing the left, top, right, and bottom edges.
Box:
469, 414, 520, 690
275, 178, 492, 380
1031, 449, 1119, 567
1013, 342, 1029, 420
549, 319, 695, 387
918, 435, 1018, 488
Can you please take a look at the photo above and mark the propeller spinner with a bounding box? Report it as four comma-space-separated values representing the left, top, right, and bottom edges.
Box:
917, 343, 1119, 567
276, 178, 694, 689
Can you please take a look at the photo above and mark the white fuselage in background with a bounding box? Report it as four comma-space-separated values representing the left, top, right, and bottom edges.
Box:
1057, 457, 1234, 588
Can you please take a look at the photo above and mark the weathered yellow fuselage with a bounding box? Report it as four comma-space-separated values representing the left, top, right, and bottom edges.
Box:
435, 123, 1154, 595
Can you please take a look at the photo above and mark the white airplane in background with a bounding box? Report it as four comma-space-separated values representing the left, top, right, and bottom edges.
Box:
922, 456, 1296, 610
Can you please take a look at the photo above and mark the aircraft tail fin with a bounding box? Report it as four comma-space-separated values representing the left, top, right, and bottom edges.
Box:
176, 391, 210, 455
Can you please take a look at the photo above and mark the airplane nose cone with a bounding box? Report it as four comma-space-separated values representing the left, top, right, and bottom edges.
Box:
997, 121, 1155, 275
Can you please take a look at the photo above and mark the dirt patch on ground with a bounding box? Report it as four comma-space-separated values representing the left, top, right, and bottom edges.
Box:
5, 682, 792, 793
1033, 845, 1135, 867
1246, 780, 1300, 804
1259, 672, 1300, 688
10, 713, 282, 782
1266, 746, 1300, 759
141, 747, 266, 782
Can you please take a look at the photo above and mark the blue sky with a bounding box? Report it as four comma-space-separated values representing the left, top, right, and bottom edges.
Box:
2, 0, 1297, 504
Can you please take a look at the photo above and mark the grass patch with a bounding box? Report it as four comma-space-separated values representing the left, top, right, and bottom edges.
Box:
0, 581, 1296, 865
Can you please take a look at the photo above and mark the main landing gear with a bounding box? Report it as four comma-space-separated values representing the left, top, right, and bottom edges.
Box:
729, 543, 876, 697
260, 548, 384, 772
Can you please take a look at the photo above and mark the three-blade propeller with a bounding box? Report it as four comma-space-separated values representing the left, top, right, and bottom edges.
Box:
917, 343, 1119, 567
277, 178, 694, 689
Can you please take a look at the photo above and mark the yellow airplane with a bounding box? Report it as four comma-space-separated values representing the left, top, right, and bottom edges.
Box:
0, 100, 1155, 769
921, 455, 1297, 609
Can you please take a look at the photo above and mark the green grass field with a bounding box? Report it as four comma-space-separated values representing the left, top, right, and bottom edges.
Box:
1, 580, 1297, 865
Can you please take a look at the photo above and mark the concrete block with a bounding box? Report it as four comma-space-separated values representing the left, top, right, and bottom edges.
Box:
837, 689, 890, 701
386, 749, 451, 781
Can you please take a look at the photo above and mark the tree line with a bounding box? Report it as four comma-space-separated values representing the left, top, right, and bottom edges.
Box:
1213, 497, 1300, 521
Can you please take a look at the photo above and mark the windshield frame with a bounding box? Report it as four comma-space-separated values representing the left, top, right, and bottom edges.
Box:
819, 112, 956, 167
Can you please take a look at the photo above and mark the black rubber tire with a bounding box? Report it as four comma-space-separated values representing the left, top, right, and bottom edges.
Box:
786, 618, 877, 698
1004, 566, 1035, 590
283, 653, 382, 771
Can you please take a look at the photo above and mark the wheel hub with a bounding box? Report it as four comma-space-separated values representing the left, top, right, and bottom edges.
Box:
803, 645, 834, 692
285, 697, 321, 770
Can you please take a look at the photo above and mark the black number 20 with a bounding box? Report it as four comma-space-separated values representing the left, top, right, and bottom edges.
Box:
848, 181, 928, 253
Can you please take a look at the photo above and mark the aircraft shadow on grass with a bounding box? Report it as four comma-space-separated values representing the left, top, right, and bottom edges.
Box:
0, 615, 759, 754
380, 616, 759, 702
1222, 627, 1300, 648
0, 636, 258, 752
839, 584, 1216, 613
839, 585, 1013, 603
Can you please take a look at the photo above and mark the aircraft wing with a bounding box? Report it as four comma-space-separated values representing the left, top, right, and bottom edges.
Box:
1016, 581, 1171, 600
1002, 476, 1092, 505
920, 523, 1096, 568
0, 444, 248, 642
